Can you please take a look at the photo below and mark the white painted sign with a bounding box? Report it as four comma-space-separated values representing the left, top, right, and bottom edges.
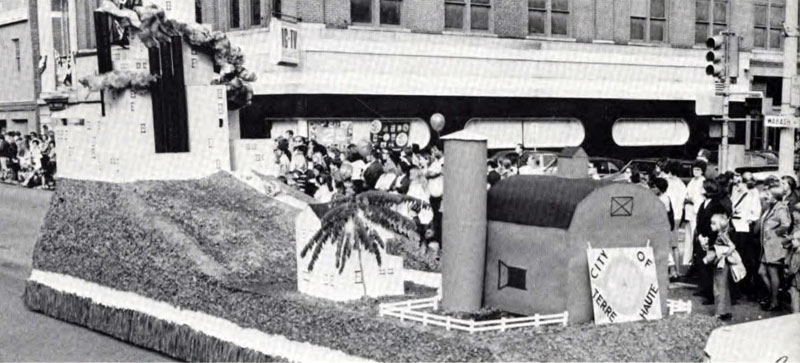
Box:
587, 247, 662, 325
270, 18, 299, 66
765, 115, 799, 128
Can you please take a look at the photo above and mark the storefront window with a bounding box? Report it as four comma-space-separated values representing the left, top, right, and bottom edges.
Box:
612, 118, 689, 146
380, 0, 402, 25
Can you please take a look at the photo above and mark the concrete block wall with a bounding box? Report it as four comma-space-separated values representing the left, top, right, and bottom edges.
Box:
493, 0, 526, 39
669, 0, 695, 48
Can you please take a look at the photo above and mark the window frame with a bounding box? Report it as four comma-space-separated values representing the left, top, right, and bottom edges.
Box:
695, 0, 730, 45
753, 0, 785, 50
444, 0, 493, 33
630, 0, 669, 43
527, 0, 571, 37
350, 0, 403, 27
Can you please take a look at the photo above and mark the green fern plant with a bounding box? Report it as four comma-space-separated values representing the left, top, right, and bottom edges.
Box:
299, 192, 428, 286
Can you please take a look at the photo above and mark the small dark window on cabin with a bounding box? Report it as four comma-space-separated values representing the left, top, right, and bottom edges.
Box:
498, 260, 527, 290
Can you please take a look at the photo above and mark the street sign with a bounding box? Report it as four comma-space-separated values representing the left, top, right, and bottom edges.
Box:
764, 115, 799, 128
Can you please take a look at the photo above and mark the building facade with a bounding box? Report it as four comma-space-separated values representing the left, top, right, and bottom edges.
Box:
40, 0, 800, 159
0, 0, 39, 134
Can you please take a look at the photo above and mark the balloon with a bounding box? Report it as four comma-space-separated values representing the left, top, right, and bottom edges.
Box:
430, 113, 445, 132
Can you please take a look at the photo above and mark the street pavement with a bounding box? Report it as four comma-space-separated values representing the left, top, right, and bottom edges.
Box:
0, 183, 173, 362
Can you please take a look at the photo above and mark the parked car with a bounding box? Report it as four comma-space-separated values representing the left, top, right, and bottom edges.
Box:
490, 150, 559, 170
604, 158, 699, 184
589, 157, 625, 177
708, 149, 779, 169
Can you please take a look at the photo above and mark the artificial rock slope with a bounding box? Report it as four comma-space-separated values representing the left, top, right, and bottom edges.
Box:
25, 173, 720, 362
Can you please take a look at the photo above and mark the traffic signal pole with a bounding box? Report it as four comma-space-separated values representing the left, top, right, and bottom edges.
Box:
721, 76, 731, 173
780, 0, 798, 176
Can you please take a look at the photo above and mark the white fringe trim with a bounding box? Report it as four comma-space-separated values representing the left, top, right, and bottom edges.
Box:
29, 269, 375, 363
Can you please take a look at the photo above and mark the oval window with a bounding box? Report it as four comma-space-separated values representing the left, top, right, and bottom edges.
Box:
522, 118, 585, 148
612, 118, 690, 146
464, 118, 584, 149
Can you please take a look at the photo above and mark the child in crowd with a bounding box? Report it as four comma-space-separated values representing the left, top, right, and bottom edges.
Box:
652, 178, 679, 281
702, 213, 746, 321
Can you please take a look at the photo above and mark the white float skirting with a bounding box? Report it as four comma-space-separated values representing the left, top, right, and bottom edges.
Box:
27, 269, 375, 363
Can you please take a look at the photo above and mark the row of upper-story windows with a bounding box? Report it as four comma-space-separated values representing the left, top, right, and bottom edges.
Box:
71, 0, 797, 51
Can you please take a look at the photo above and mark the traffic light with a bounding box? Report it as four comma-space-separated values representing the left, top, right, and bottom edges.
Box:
706, 34, 725, 78
705, 33, 740, 80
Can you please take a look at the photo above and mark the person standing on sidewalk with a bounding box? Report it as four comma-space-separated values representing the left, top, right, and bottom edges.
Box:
684, 161, 707, 268
729, 172, 762, 300
758, 178, 791, 311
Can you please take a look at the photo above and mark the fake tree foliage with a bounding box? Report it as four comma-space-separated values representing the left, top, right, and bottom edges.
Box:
82, 1, 257, 110
300, 192, 429, 276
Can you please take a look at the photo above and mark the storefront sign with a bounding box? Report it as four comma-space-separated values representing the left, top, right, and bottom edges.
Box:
308, 121, 353, 148
765, 115, 799, 128
371, 120, 411, 150
586, 247, 662, 325
270, 18, 299, 66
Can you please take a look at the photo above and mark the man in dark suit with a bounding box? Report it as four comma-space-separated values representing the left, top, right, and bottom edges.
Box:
362, 149, 384, 191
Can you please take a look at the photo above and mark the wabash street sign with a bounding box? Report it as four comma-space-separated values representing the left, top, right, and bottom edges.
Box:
765, 115, 799, 128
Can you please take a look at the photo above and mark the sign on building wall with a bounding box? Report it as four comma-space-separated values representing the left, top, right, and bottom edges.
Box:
270, 18, 299, 66
308, 120, 353, 148
586, 247, 662, 325
370, 120, 411, 150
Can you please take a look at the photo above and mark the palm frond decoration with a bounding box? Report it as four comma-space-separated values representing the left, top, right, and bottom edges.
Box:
300, 192, 429, 275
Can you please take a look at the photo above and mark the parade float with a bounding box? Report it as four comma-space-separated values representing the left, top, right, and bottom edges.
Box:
24, 2, 723, 362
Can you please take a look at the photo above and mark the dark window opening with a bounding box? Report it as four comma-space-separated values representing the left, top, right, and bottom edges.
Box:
230, 0, 241, 28
445, 0, 465, 29
195, 0, 203, 23
352, 0, 372, 23
252, 0, 262, 25
380, 0, 401, 25
498, 260, 527, 290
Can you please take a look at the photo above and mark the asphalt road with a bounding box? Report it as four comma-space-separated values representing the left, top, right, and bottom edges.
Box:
0, 184, 172, 362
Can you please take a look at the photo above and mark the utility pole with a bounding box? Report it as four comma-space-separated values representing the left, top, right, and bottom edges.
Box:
721, 76, 731, 172
781, 0, 799, 175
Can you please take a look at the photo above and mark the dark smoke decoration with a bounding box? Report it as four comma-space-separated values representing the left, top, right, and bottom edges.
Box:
80, 0, 257, 110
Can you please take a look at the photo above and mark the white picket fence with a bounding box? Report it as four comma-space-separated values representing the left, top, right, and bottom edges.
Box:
378, 296, 569, 334
666, 299, 692, 315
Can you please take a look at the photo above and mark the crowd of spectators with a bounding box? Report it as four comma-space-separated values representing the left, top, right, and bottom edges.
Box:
625, 158, 800, 319
273, 130, 444, 245
0, 130, 57, 190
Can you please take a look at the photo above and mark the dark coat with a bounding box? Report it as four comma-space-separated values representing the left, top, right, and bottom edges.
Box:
362, 160, 384, 190
696, 196, 733, 243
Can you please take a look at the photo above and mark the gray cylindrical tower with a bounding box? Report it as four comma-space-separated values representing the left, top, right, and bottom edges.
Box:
441, 131, 488, 312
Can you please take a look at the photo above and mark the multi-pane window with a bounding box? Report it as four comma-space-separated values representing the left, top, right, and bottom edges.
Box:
754, 0, 785, 49
528, 0, 569, 36
12, 39, 20, 72
52, 0, 70, 56
351, 0, 401, 26
695, 0, 728, 44
630, 0, 666, 42
445, 0, 491, 31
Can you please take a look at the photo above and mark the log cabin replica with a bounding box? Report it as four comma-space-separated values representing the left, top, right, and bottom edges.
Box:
439, 131, 671, 324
